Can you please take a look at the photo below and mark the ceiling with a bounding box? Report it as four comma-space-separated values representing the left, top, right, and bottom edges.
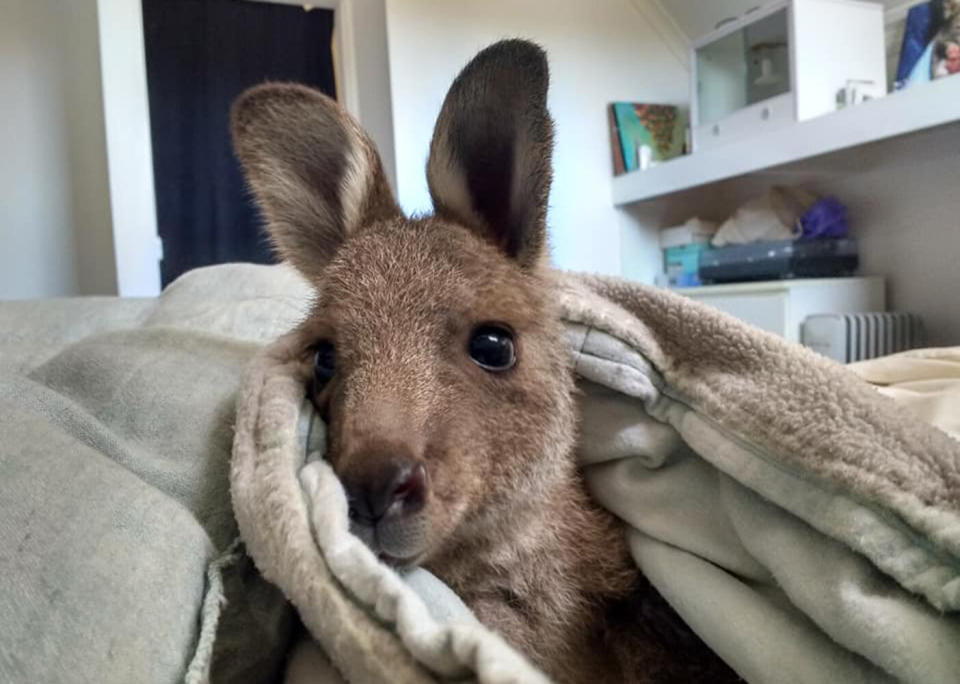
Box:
659, 0, 907, 41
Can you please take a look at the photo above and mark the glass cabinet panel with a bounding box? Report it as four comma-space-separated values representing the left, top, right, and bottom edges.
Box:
696, 9, 791, 126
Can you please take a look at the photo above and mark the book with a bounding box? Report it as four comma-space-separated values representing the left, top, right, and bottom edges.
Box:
895, 3, 934, 90
607, 103, 626, 175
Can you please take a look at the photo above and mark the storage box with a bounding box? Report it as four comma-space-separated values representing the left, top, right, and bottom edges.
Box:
698, 238, 858, 284
664, 242, 713, 287
660, 218, 718, 250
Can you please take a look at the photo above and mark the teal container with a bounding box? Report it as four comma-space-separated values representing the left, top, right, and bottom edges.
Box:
664, 242, 712, 287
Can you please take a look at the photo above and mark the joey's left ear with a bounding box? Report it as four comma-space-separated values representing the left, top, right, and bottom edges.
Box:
231, 83, 400, 281
426, 39, 554, 268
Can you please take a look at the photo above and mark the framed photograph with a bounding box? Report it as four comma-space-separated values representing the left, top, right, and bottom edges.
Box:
895, 0, 960, 90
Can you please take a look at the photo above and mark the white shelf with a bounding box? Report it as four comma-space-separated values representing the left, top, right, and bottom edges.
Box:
612, 76, 960, 206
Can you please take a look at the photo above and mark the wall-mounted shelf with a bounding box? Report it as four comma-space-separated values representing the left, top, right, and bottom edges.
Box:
612, 75, 960, 206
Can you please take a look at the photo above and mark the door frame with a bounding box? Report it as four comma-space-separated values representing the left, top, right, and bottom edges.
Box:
96, 0, 393, 296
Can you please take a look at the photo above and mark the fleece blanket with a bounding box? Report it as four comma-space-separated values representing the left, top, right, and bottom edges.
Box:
848, 346, 960, 442
565, 277, 960, 683
233, 269, 960, 684
2, 263, 958, 684
0, 264, 312, 683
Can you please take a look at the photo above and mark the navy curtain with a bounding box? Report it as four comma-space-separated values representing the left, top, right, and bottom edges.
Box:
142, 0, 336, 287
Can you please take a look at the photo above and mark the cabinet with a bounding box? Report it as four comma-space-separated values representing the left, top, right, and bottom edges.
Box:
691, 0, 886, 151
674, 277, 885, 343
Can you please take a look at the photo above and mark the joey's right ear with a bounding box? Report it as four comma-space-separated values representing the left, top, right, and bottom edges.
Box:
231, 83, 400, 280
426, 40, 554, 269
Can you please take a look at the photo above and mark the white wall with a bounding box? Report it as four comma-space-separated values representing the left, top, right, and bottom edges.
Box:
2, 1, 77, 298
385, 0, 689, 276
0, 0, 117, 300
807, 151, 960, 346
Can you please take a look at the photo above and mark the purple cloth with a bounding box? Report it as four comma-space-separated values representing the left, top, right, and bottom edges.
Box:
799, 197, 849, 240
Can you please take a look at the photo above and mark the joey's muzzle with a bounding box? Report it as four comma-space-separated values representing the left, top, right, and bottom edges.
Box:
338, 436, 431, 565
342, 460, 428, 524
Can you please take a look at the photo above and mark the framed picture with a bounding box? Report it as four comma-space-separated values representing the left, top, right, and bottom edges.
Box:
895, 0, 960, 90
608, 102, 686, 175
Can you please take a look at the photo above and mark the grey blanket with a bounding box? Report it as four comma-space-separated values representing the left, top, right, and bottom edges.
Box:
0, 264, 311, 683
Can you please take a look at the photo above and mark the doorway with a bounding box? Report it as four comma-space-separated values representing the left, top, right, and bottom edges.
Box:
142, 0, 336, 287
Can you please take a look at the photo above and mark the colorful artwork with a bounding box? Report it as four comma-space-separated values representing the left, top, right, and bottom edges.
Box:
610, 102, 686, 173
932, 0, 960, 78
896, 0, 960, 90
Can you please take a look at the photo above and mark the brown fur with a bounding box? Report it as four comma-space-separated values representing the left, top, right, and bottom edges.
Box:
232, 40, 736, 683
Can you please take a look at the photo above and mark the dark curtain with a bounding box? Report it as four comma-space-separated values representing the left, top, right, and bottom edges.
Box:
142, 0, 336, 287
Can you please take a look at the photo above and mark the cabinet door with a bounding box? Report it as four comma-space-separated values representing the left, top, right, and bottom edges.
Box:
688, 292, 789, 337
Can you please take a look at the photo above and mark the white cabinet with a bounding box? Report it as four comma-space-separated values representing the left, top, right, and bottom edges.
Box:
674, 277, 885, 343
792, 0, 886, 122
691, 0, 887, 151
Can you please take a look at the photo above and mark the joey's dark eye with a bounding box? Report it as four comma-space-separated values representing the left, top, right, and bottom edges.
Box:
313, 340, 336, 388
468, 325, 516, 372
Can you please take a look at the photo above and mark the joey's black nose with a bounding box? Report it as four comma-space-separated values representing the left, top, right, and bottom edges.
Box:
343, 461, 428, 523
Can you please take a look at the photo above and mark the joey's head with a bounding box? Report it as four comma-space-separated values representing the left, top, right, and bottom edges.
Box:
232, 40, 576, 567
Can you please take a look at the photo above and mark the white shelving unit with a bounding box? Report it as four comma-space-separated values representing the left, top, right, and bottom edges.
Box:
613, 75, 960, 206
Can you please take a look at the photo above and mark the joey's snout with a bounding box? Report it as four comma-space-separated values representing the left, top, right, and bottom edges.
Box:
338, 438, 431, 566
342, 460, 428, 524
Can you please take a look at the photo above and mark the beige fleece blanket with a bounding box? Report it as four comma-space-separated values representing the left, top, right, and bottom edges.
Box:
562, 276, 960, 683
232, 268, 960, 684
848, 346, 960, 442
